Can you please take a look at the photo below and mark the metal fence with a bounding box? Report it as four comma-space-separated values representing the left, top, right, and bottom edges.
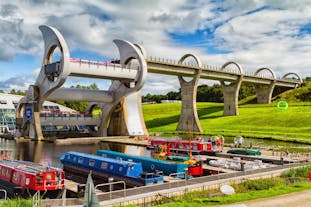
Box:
41, 162, 310, 207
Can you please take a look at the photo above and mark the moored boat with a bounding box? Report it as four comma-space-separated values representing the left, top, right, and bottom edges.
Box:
60, 151, 164, 187
150, 135, 224, 155
0, 159, 64, 198
96, 149, 188, 177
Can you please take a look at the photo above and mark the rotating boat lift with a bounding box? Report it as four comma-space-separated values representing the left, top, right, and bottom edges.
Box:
16, 25, 148, 140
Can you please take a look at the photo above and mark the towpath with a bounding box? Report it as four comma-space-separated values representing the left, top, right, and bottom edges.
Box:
214, 189, 311, 207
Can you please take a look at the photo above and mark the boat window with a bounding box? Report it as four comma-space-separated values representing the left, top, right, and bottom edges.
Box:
46, 174, 52, 185
89, 160, 95, 167
21, 176, 25, 186
55, 173, 62, 184
78, 157, 84, 164
1, 168, 5, 176
119, 167, 123, 172
110, 165, 113, 170
12, 172, 19, 183
36, 176, 43, 186
193, 145, 198, 150
101, 162, 107, 170
6, 169, 11, 177
66, 154, 71, 160
25, 178, 30, 185
179, 144, 183, 149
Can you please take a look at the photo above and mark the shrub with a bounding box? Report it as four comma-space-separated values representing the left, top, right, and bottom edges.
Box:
281, 165, 311, 179
233, 178, 284, 193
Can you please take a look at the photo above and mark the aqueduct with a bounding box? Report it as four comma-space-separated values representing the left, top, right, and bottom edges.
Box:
16, 25, 303, 140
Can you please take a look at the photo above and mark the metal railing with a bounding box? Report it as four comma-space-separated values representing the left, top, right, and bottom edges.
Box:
41, 162, 310, 206
32, 191, 41, 207
95, 181, 126, 199
0, 189, 7, 200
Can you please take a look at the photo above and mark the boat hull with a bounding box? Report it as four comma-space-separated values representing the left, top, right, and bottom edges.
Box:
63, 163, 145, 187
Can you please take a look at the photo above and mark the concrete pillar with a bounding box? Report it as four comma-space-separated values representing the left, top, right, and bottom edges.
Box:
255, 82, 275, 104
177, 77, 202, 132
254, 68, 276, 104
107, 102, 128, 136
221, 77, 243, 116
220, 62, 244, 116
107, 91, 148, 137
176, 54, 202, 133
18, 85, 44, 140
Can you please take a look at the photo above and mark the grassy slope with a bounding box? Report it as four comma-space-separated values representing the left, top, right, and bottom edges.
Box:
143, 102, 311, 143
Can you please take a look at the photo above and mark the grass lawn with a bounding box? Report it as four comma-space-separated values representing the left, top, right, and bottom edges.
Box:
151, 182, 311, 207
143, 102, 311, 143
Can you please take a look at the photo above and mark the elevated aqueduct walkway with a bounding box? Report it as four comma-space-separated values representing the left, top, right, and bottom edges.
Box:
15, 25, 302, 140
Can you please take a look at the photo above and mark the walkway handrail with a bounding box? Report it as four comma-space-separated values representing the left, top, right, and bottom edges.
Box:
95, 181, 126, 199
0, 189, 7, 200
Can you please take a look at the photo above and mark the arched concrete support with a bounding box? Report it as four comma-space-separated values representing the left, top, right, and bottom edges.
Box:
254, 68, 276, 104
107, 91, 148, 136
255, 83, 275, 104
97, 40, 147, 137
176, 54, 202, 132
17, 25, 71, 140
220, 62, 244, 116
107, 43, 148, 137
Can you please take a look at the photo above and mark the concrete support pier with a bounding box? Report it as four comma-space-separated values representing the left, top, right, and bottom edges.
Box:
220, 62, 244, 116
176, 54, 202, 132
254, 68, 276, 104
256, 83, 275, 104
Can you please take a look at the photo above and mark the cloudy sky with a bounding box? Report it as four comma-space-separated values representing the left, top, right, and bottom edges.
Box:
0, 0, 311, 94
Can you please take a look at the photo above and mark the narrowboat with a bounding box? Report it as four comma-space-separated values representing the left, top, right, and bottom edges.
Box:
60, 151, 163, 187
150, 135, 224, 155
96, 150, 188, 177
0, 159, 64, 198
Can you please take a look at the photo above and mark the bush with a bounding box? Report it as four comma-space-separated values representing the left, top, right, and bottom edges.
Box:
281, 165, 311, 179
0, 198, 32, 207
233, 178, 284, 193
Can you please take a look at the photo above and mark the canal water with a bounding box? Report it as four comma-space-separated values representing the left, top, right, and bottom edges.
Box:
0, 136, 310, 169
0, 138, 148, 169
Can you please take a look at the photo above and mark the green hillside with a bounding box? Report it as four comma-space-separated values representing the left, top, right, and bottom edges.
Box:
273, 81, 311, 102
143, 101, 311, 143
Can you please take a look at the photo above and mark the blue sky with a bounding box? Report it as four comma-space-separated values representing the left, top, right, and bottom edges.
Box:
0, 0, 311, 94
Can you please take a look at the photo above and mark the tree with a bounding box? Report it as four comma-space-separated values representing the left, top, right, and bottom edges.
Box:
58, 83, 100, 111
9, 89, 26, 96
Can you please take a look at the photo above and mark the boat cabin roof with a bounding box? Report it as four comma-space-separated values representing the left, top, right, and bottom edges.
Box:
0, 160, 62, 175
63, 151, 140, 167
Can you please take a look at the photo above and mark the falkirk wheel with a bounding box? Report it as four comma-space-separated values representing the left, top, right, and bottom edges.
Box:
16, 25, 148, 140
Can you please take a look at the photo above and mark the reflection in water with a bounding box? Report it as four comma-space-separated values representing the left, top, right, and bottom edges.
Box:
2, 138, 146, 169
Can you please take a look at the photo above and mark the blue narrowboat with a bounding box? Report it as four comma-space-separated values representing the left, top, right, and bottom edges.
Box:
96, 150, 188, 177
60, 152, 163, 187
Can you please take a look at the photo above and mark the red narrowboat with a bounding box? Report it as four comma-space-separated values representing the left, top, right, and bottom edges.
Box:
0, 159, 64, 198
150, 135, 224, 155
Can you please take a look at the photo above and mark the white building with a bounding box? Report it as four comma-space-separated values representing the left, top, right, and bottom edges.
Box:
0, 93, 76, 134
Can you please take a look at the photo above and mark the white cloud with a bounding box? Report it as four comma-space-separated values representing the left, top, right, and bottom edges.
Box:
0, 0, 311, 94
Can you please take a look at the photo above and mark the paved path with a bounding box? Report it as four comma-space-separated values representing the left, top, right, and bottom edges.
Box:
215, 189, 311, 207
